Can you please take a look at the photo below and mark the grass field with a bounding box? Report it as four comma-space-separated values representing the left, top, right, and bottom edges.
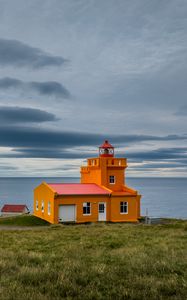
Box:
0, 219, 187, 300
0, 215, 50, 226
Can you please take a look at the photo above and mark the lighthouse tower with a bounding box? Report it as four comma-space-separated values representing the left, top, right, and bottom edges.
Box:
81, 140, 127, 191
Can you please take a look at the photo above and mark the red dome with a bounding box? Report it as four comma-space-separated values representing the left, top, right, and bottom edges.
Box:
99, 140, 114, 149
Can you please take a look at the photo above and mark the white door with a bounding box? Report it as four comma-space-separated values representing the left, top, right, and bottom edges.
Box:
58, 205, 76, 222
98, 202, 106, 221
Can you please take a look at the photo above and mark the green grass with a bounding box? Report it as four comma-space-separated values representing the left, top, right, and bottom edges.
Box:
0, 220, 187, 300
0, 215, 50, 226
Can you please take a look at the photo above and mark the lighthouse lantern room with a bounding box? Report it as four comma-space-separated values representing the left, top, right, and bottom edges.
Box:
99, 140, 114, 157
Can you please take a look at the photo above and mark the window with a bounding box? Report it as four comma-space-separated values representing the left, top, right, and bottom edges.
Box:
48, 201, 51, 215
104, 148, 109, 155
109, 175, 115, 184
83, 202, 91, 215
99, 203, 105, 213
36, 200, 39, 211
41, 200, 44, 213
120, 202, 128, 214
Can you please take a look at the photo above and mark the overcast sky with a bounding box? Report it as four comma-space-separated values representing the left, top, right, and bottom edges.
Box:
0, 0, 187, 177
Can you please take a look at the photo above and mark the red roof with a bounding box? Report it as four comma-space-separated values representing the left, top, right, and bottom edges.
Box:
1, 204, 29, 213
47, 183, 111, 195
99, 140, 114, 149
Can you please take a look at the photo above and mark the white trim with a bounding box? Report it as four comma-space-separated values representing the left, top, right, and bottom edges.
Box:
48, 201, 51, 215
36, 200, 39, 211
41, 200, 44, 213
75, 205, 77, 222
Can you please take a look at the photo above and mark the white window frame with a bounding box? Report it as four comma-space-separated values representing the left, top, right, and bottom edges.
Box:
120, 201, 128, 214
109, 175, 115, 184
83, 202, 91, 215
36, 200, 39, 211
48, 201, 51, 215
41, 200, 44, 213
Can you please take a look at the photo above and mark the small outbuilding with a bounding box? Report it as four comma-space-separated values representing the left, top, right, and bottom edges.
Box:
1, 204, 30, 216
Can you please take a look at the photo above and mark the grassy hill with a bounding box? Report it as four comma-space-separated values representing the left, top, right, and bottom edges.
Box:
0, 220, 187, 300
0, 214, 50, 226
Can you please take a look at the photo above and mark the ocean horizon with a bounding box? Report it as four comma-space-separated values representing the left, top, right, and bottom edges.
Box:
0, 177, 187, 220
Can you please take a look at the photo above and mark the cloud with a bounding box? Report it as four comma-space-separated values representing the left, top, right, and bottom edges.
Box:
0, 125, 187, 159
113, 134, 187, 144
0, 77, 21, 88
0, 164, 18, 170
10, 148, 87, 159
0, 106, 59, 124
0, 127, 102, 149
42, 166, 79, 171
0, 126, 186, 149
129, 161, 187, 170
174, 106, 187, 116
0, 77, 70, 99
126, 147, 187, 161
29, 81, 70, 98
0, 38, 68, 68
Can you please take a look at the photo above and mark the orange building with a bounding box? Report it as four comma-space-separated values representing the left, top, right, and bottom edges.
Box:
33, 141, 141, 223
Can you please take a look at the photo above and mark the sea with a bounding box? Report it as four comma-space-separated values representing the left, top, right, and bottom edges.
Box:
0, 177, 186, 219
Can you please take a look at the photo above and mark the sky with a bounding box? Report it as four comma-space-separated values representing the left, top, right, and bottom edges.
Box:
0, 0, 187, 177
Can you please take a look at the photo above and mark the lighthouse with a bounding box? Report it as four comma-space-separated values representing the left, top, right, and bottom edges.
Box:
34, 141, 141, 224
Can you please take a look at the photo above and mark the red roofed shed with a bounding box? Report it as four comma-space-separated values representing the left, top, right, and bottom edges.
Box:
1, 204, 29, 216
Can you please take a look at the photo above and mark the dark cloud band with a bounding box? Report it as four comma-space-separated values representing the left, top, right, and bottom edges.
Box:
126, 147, 187, 161
0, 77, 70, 99
0, 38, 67, 68
0, 124, 187, 160
0, 106, 59, 124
